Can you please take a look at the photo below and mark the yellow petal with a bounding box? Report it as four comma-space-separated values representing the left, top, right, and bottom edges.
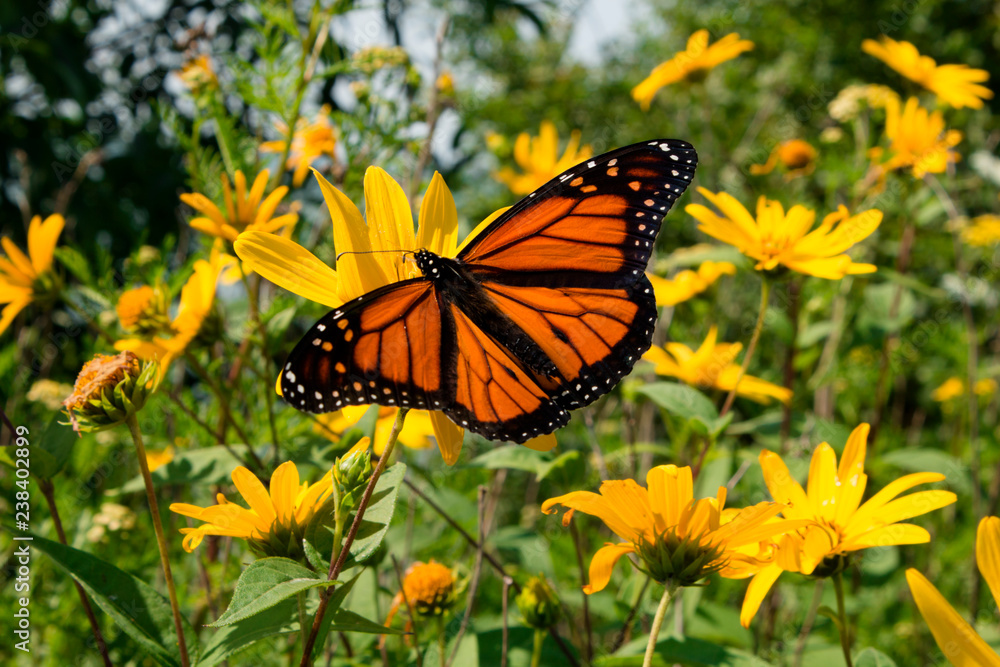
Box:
841, 523, 930, 550
542, 490, 639, 543
416, 172, 458, 257
759, 450, 810, 520
583, 543, 635, 594
2, 237, 35, 281
977, 517, 1000, 610
234, 231, 343, 308
363, 166, 415, 283
269, 461, 301, 527
806, 443, 838, 522
598, 480, 656, 541
0, 297, 31, 337
740, 564, 783, 628
523, 432, 557, 452
231, 466, 277, 528
430, 410, 464, 465
28, 214, 64, 275
906, 568, 1000, 667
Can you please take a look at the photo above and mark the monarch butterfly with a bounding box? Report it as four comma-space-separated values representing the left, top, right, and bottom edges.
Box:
281, 139, 697, 443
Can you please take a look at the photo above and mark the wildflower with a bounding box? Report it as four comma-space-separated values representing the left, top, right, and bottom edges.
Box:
749, 140, 818, 179
0, 213, 64, 337
63, 351, 159, 433
116, 244, 233, 369
261, 106, 338, 188
86, 503, 137, 543
169, 461, 334, 557
740, 424, 956, 627
829, 84, 900, 122
180, 169, 298, 243
687, 188, 882, 279
643, 326, 791, 405
385, 561, 458, 630
494, 121, 592, 195
962, 214, 1000, 247
435, 71, 455, 96
869, 97, 962, 179
907, 517, 1000, 667
235, 167, 557, 464
932, 376, 998, 402
862, 37, 993, 109
517, 576, 561, 630
632, 30, 754, 110
543, 464, 800, 593
648, 260, 735, 307
314, 406, 438, 454
178, 54, 218, 93
116, 285, 170, 335
27, 379, 74, 410
146, 446, 175, 473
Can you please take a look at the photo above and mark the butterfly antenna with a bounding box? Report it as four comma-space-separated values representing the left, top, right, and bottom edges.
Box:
335, 249, 415, 261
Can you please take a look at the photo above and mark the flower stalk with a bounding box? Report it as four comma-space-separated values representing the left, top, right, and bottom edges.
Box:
720, 277, 770, 417
833, 572, 853, 667
643, 583, 678, 667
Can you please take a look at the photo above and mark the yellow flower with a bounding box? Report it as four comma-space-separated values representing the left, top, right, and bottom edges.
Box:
178, 54, 218, 93
180, 169, 298, 243
829, 84, 900, 122
932, 376, 998, 402
235, 168, 557, 464
115, 244, 233, 369
749, 140, 818, 179
542, 464, 801, 592
313, 406, 438, 454
907, 517, 1000, 667
435, 71, 455, 96
260, 106, 338, 188
632, 30, 754, 110
386, 561, 457, 625
643, 326, 792, 405
687, 188, 882, 279
0, 213, 64, 337
63, 351, 160, 433
870, 96, 962, 179
647, 260, 735, 307
494, 121, 592, 195
740, 424, 956, 627
146, 446, 175, 473
862, 37, 993, 110
962, 214, 1000, 247
116, 284, 171, 335
169, 460, 334, 556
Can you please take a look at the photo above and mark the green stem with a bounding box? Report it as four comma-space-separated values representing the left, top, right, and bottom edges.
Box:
833, 572, 854, 667
530, 628, 545, 667
299, 408, 409, 666
643, 582, 677, 667
720, 278, 770, 417
126, 414, 190, 667
298, 590, 309, 652
438, 616, 447, 667
239, 270, 282, 465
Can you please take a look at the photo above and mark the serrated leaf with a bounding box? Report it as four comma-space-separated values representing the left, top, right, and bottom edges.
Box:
344, 463, 406, 567
638, 382, 718, 422
31, 534, 198, 666
210, 558, 337, 627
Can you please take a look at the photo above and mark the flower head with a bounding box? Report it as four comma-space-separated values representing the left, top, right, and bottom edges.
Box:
907, 517, 1000, 667
494, 121, 592, 195
643, 326, 791, 405
0, 213, 64, 337
749, 140, 818, 179
180, 169, 298, 243
178, 54, 218, 93
169, 460, 334, 558
235, 168, 556, 464
687, 188, 882, 279
647, 260, 736, 307
632, 30, 754, 110
261, 106, 338, 188
932, 376, 997, 403
517, 575, 561, 630
542, 464, 800, 592
829, 84, 900, 122
63, 351, 160, 433
962, 214, 1000, 247
862, 37, 993, 109
116, 285, 170, 335
870, 96, 962, 179
385, 561, 459, 634
740, 424, 956, 627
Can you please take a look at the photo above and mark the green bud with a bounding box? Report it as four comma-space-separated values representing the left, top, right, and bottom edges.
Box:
63, 352, 160, 433
516, 575, 561, 630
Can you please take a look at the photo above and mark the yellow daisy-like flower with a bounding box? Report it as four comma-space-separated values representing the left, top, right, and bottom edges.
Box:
740, 423, 956, 627
169, 460, 333, 555
632, 30, 754, 110
115, 244, 233, 369
932, 376, 998, 402
542, 464, 801, 593
235, 168, 556, 465
0, 213, 64, 337
749, 140, 818, 180
687, 188, 882, 279
907, 517, 1000, 667
862, 37, 993, 110
647, 260, 736, 307
313, 406, 438, 454
261, 106, 338, 188
962, 214, 1000, 247
386, 560, 457, 625
870, 96, 962, 179
178, 54, 218, 93
180, 169, 299, 243
643, 326, 792, 405
494, 121, 592, 195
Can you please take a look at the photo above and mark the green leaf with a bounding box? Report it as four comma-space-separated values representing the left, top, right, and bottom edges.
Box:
116, 445, 255, 494
854, 648, 899, 667
537, 450, 584, 482
344, 463, 406, 567
638, 382, 718, 422
879, 448, 970, 495
55, 245, 93, 283
31, 534, 198, 666
210, 558, 337, 627
34, 415, 77, 479
469, 446, 551, 474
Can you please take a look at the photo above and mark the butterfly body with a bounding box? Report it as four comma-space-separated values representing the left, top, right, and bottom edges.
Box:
282, 139, 697, 443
